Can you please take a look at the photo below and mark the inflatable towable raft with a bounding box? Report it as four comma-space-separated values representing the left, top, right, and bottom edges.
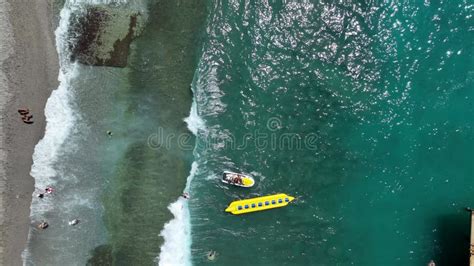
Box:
225, 193, 295, 215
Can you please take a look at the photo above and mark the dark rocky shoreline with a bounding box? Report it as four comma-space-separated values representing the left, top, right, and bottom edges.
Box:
69, 6, 144, 68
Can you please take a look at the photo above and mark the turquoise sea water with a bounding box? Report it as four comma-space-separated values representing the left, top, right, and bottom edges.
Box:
189, 1, 473, 265
23, 0, 473, 265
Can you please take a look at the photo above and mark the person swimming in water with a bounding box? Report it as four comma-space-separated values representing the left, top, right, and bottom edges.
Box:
206, 250, 217, 261
45, 186, 54, 194
37, 221, 49, 230
69, 219, 80, 226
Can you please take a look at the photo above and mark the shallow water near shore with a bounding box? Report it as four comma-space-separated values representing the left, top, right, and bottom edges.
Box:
23, 0, 204, 265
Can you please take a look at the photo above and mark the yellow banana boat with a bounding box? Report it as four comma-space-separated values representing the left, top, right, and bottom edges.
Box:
225, 193, 295, 215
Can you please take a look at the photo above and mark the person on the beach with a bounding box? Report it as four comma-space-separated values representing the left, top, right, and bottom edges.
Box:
22, 114, 33, 123
45, 186, 54, 194
18, 108, 34, 124
37, 221, 48, 230
18, 108, 29, 115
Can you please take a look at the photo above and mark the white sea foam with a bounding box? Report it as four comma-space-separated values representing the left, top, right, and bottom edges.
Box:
26, 0, 79, 217
28, 69, 78, 214
158, 97, 206, 265
22, 0, 85, 264
158, 162, 198, 266
22, 1, 103, 264
184, 100, 205, 136
35, 0, 147, 188
26, 0, 143, 221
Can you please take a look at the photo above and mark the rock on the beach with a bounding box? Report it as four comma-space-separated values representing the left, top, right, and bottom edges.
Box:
69, 5, 145, 68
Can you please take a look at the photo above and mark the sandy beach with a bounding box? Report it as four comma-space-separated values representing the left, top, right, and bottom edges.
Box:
0, 0, 59, 265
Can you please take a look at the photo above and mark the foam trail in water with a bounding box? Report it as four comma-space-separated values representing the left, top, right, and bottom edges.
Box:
184, 100, 205, 136
28, 69, 78, 212
21, 2, 78, 264
158, 99, 205, 266
21, 0, 80, 261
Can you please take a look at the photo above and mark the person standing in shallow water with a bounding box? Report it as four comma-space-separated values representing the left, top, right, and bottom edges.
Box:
37, 221, 48, 230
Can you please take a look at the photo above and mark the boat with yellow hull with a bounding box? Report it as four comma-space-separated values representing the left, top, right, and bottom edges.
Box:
222, 171, 255, 188
225, 193, 295, 215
